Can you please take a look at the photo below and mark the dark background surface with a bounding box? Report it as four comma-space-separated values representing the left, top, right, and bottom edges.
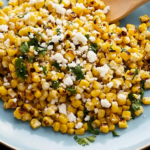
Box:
0, 143, 150, 150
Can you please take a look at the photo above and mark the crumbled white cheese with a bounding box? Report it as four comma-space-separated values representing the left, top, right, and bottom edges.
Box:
56, 19, 62, 25
97, 64, 110, 77
80, 16, 86, 21
47, 45, 53, 50
66, 9, 72, 15
75, 122, 83, 129
117, 93, 127, 100
51, 34, 64, 43
63, 76, 73, 86
0, 25, 8, 32
51, 53, 67, 63
72, 32, 87, 45
103, 6, 110, 14
13, 98, 17, 103
51, 99, 58, 104
107, 82, 113, 88
145, 43, 150, 52
76, 94, 81, 100
79, 46, 88, 53
68, 62, 77, 67
76, 3, 85, 9
0, 33, 4, 39
101, 99, 111, 108
28, 84, 32, 90
29, 0, 36, 5
84, 115, 90, 121
94, 108, 98, 114
4, 39, 10, 47
89, 36, 96, 42
48, 15, 55, 23
5, 15, 9, 22
34, 50, 38, 55
57, 45, 61, 50
58, 103, 67, 115
42, 82, 49, 90
87, 51, 97, 63
67, 113, 77, 122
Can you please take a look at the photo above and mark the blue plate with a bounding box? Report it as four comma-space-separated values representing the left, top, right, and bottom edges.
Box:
1, 1, 150, 150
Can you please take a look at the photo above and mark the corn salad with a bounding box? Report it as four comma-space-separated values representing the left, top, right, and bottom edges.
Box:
0, 0, 150, 136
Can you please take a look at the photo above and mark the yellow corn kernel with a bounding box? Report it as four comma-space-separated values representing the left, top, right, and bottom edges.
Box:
143, 97, 150, 105
21, 113, 32, 122
58, 114, 69, 124
60, 124, 68, 134
10, 79, 18, 88
79, 80, 90, 89
100, 123, 109, 133
117, 92, 127, 105
98, 109, 105, 119
53, 122, 61, 132
106, 117, 115, 131
0, 0, 3, 7
72, 100, 82, 108
77, 111, 84, 120
139, 23, 147, 32
110, 114, 120, 124
30, 119, 41, 129
85, 101, 94, 111
121, 51, 131, 61
91, 89, 101, 97
67, 122, 75, 129
8, 0, 18, 6
64, 50, 75, 62
23, 103, 32, 112
118, 119, 127, 128
111, 101, 118, 113
42, 116, 53, 127
92, 120, 101, 129
75, 128, 85, 135
17, 83, 26, 92
122, 111, 131, 121
31, 73, 40, 83
34, 89, 42, 98
67, 106, 77, 114
83, 123, 88, 131
30, 107, 39, 117
91, 98, 101, 108
134, 106, 143, 116
122, 105, 130, 111
14, 107, 26, 120
0, 86, 8, 96
67, 128, 75, 135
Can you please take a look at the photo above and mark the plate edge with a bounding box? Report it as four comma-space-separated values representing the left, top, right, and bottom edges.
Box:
0, 140, 17, 150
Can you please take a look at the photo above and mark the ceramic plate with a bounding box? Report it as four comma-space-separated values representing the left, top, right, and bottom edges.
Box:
1, 1, 150, 150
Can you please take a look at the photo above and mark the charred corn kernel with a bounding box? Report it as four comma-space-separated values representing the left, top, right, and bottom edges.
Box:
143, 97, 150, 105
42, 116, 53, 127
118, 119, 127, 128
75, 128, 85, 135
64, 50, 75, 62
31, 73, 40, 83
14, 107, 26, 120
67, 128, 75, 135
77, 111, 84, 120
0, 86, 8, 96
23, 103, 32, 112
72, 100, 82, 108
85, 101, 94, 111
134, 106, 144, 116
79, 80, 90, 89
53, 122, 60, 132
92, 120, 100, 129
67, 106, 77, 114
100, 123, 109, 133
98, 109, 105, 119
21, 113, 32, 121
60, 124, 68, 134
30, 119, 41, 129
58, 114, 69, 124
30, 107, 39, 117
106, 117, 115, 131
17, 83, 26, 92
122, 111, 131, 121
110, 114, 120, 124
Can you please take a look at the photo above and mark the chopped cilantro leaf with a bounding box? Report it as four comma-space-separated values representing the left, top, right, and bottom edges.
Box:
89, 43, 98, 53
87, 116, 99, 135
85, 34, 90, 40
42, 66, 48, 76
132, 68, 138, 80
68, 21, 73, 25
140, 89, 144, 103
28, 57, 34, 63
18, 13, 27, 18
28, 38, 38, 48
83, 108, 89, 120
59, 0, 63, 4
15, 58, 27, 80
121, 48, 126, 52
52, 61, 61, 71
131, 101, 141, 111
128, 92, 136, 102
140, 80, 145, 89
52, 81, 60, 89
66, 87, 76, 95
112, 131, 120, 136
74, 135, 96, 146
69, 65, 85, 80
38, 47, 47, 55
20, 42, 29, 54
124, 67, 130, 73
56, 28, 61, 35
37, 32, 42, 36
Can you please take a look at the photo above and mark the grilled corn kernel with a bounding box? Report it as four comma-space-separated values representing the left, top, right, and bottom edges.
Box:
98, 109, 105, 119
92, 120, 101, 129
100, 123, 109, 133
53, 122, 61, 132
42, 116, 54, 127
118, 119, 127, 128
67, 128, 75, 135
143, 97, 150, 105
58, 114, 69, 124
60, 124, 68, 134
30, 119, 41, 129
110, 114, 120, 124
75, 128, 85, 135
122, 111, 131, 121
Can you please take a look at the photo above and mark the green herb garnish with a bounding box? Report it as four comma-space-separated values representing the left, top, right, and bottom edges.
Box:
20, 42, 29, 54
89, 43, 98, 53
85, 34, 90, 40
28, 57, 34, 63
15, 58, 27, 80
110, 45, 116, 52
87, 116, 99, 135
59, 0, 63, 4
42, 66, 48, 76
140, 80, 145, 89
56, 28, 61, 35
69, 65, 85, 80
74, 135, 96, 146
52, 81, 60, 89
52, 61, 61, 71
18, 13, 27, 18
121, 48, 127, 52
68, 21, 73, 25
66, 87, 76, 95
112, 131, 120, 136
132, 68, 138, 80
124, 67, 130, 73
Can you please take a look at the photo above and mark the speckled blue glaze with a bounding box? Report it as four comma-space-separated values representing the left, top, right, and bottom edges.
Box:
1, 1, 150, 150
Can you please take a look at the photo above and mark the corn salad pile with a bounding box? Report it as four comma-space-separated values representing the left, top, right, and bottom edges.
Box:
0, 0, 150, 136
